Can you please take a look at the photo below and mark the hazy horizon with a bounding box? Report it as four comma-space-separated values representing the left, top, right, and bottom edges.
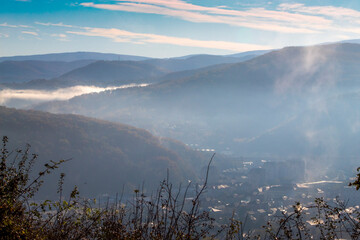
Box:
2, 2, 360, 236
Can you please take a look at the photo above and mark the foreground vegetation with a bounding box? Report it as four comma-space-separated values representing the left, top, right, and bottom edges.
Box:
1, 136, 360, 239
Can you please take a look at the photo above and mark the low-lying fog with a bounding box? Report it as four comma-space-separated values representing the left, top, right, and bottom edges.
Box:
0, 83, 149, 108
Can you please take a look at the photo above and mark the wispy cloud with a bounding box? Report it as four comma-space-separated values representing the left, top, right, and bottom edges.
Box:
79, 1, 360, 36
21, 31, 38, 36
67, 26, 271, 51
80, 1, 329, 34
34, 20, 271, 51
0, 22, 18, 28
278, 3, 360, 33
34, 20, 272, 51
35, 22, 77, 28
0, 22, 31, 28
279, 3, 360, 19
51, 33, 69, 41
51, 33, 67, 38
0, 33, 9, 38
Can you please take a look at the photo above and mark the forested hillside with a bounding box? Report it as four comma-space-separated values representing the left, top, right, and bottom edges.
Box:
0, 106, 203, 197
0, 60, 94, 83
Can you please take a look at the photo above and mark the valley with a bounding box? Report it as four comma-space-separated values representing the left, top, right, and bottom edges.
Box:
1, 43, 360, 236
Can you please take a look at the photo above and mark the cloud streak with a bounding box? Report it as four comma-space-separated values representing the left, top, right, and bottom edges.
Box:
35, 22, 77, 28
21, 31, 38, 36
79, 1, 360, 36
0, 22, 31, 28
279, 3, 360, 19
33, 20, 272, 51
67, 26, 271, 52
51, 33, 69, 41
80, 1, 327, 34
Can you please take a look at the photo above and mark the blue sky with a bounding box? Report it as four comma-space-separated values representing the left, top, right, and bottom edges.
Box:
1, 0, 360, 58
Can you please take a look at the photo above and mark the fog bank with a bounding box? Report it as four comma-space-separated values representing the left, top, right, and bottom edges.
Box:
0, 83, 149, 108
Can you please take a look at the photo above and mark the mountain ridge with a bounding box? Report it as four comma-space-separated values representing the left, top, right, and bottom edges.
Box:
35, 43, 360, 158
0, 51, 150, 62
0, 60, 95, 83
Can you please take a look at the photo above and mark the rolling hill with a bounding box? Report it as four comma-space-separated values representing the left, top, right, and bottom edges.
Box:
2, 60, 168, 89
143, 54, 248, 72
53, 60, 168, 86
35, 43, 360, 159
0, 60, 95, 83
0, 106, 205, 198
0, 51, 267, 87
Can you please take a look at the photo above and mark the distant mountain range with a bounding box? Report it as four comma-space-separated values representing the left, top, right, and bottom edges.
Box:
0, 50, 268, 86
0, 106, 205, 198
0, 51, 150, 62
226, 49, 272, 58
0, 60, 95, 83
35, 43, 360, 159
3, 42, 360, 198
51, 60, 167, 87
4, 42, 360, 162
143, 54, 259, 72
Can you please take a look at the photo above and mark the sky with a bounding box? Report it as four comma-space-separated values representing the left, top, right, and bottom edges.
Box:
1, 0, 360, 58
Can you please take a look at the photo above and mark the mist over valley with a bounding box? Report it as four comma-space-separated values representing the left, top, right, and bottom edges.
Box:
2, 13, 360, 235
32, 43, 360, 170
